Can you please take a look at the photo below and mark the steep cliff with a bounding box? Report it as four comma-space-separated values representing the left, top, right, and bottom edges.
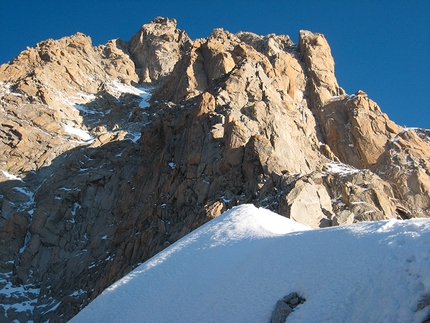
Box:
0, 17, 429, 322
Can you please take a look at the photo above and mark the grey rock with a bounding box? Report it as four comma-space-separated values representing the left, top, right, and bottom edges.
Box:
271, 292, 306, 323
271, 300, 292, 323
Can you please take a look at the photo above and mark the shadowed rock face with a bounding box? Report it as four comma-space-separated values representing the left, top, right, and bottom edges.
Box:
0, 17, 429, 322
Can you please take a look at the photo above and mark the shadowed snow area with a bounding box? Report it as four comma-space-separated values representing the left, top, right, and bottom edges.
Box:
70, 204, 430, 323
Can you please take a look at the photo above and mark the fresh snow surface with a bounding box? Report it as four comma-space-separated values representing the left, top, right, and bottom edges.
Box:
324, 161, 359, 176
0, 170, 24, 181
70, 204, 430, 323
107, 80, 152, 107
63, 124, 93, 142
0, 81, 11, 95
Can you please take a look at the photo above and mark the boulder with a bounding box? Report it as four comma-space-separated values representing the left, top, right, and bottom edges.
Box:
271, 292, 306, 323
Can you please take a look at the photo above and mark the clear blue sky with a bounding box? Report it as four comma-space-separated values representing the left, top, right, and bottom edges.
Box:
1, 0, 429, 128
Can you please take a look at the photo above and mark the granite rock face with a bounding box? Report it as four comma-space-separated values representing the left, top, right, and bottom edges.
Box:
129, 17, 192, 83
0, 18, 429, 322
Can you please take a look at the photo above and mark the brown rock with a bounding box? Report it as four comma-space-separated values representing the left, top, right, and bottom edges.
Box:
129, 17, 191, 83
299, 30, 345, 108
279, 173, 333, 228
375, 128, 430, 218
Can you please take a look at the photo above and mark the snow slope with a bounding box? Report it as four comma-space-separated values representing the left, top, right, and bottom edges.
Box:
70, 204, 430, 323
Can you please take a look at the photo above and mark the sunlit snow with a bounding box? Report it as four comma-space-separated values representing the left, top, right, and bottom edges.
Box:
0, 170, 24, 181
0, 81, 11, 95
107, 80, 152, 108
70, 204, 430, 323
63, 124, 93, 142
324, 161, 359, 176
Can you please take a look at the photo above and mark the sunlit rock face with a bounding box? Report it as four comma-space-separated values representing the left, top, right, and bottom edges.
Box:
0, 17, 429, 322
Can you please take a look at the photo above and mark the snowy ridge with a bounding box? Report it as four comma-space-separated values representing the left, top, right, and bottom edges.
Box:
70, 204, 430, 323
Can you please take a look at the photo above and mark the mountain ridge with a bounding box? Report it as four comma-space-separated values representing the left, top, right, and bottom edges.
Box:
0, 17, 429, 322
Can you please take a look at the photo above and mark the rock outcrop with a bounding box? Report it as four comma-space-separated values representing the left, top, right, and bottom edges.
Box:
129, 17, 192, 83
0, 17, 429, 322
271, 292, 306, 323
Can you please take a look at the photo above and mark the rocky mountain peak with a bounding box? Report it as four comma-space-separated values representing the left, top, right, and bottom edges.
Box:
128, 16, 192, 84
0, 17, 429, 322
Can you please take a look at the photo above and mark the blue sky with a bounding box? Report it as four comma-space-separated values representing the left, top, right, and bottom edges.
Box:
1, 0, 429, 128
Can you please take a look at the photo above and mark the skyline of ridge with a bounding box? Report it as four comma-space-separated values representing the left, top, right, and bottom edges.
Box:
1, 0, 429, 128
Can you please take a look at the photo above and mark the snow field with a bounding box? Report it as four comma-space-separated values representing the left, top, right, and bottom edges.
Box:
70, 204, 430, 323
